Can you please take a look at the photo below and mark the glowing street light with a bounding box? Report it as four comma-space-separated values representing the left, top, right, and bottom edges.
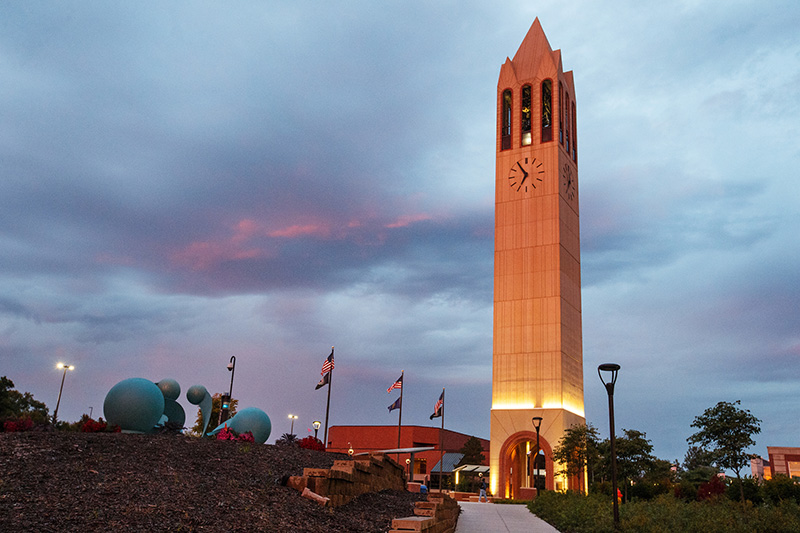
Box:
312, 420, 321, 440
52, 363, 74, 426
288, 414, 298, 435
598, 363, 621, 529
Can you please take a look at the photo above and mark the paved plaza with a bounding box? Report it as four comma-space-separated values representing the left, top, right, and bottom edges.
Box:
454, 501, 560, 533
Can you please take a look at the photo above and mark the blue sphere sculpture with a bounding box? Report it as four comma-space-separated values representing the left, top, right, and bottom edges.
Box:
156, 378, 181, 401
186, 384, 208, 405
211, 407, 272, 444
104, 378, 165, 433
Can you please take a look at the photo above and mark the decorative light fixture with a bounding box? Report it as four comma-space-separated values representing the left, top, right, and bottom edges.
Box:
52, 363, 74, 425
598, 363, 621, 528
532, 416, 543, 494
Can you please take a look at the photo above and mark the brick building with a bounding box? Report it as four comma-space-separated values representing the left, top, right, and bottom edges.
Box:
327, 425, 489, 483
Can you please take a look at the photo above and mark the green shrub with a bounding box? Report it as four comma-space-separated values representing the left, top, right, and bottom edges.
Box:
528, 490, 800, 532
726, 477, 762, 505
762, 475, 800, 505
629, 480, 671, 501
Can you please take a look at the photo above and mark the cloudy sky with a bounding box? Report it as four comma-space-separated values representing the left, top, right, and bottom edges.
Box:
2, 1, 798, 462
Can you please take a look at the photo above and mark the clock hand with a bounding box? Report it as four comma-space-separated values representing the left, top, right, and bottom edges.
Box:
517, 162, 528, 185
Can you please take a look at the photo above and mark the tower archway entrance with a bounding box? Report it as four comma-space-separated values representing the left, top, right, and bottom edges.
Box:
497, 430, 554, 500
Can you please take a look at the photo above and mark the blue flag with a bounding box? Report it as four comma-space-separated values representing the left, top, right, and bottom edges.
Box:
388, 397, 402, 412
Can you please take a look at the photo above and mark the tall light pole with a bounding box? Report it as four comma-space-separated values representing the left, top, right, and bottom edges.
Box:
312, 420, 321, 440
52, 363, 74, 426
598, 363, 621, 529
227, 356, 236, 398
532, 416, 543, 494
219, 356, 237, 425
288, 414, 298, 435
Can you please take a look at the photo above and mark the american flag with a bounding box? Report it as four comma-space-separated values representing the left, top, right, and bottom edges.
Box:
430, 390, 444, 419
387, 373, 403, 393
320, 347, 334, 375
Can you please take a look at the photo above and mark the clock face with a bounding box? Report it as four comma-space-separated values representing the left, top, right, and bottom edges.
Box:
507, 157, 544, 193
561, 162, 576, 201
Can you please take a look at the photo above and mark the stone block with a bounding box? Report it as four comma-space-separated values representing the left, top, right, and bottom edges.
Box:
391, 516, 435, 531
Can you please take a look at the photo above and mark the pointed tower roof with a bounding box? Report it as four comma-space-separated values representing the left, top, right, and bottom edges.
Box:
510, 18, 556, 81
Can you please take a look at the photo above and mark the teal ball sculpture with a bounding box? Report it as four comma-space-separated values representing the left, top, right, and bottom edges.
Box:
104, 378, 165, 433
163, 398, 186, 427
228, 407, 272, 444
156, 378, 181, 401
186, 384, 208, 405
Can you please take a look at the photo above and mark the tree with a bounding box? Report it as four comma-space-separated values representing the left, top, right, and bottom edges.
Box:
275, 433, 299, 446
682, 445, 717, 472
189, 393, 238, 436
456, 436, 486, 467
687, 400, 761, 504
551, 424, 600, 488
0, 376, 49, 426
615, 429, 656, 500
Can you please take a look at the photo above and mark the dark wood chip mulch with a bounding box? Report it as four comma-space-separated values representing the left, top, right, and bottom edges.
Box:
0, 432, 426, 532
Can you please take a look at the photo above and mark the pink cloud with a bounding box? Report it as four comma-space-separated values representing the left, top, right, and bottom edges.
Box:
268, 224, 331, 238
170, 239, 267, 271
385, 213, 433, 228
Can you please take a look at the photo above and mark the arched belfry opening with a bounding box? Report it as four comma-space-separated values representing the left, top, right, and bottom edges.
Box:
490, 18, 584, 498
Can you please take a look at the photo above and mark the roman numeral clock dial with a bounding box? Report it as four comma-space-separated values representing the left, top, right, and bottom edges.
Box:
508, 157, 544, 193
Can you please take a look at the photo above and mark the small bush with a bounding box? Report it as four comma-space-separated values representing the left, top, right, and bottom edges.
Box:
727, 477, 762, 504
697, 475, 726, 501
3, 418, 34, 432
762, 475, 800, 505
298, 436, 325, 451
216, 427, 254, 442
81, 418, 107, 432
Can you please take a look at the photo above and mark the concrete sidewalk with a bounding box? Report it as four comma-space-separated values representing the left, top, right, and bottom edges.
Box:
454, 501, 560, 533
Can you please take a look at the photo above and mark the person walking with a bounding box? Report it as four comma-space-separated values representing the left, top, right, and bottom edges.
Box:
479, 477, 488, 502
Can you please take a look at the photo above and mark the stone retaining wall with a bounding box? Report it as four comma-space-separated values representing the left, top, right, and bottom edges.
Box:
389, 493, 460, 533
286, 452, 406, 507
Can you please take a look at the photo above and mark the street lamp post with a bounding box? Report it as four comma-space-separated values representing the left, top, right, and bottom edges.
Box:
532, 416, 543, 495
598, 363, 621, 529
219, 356, 237, 425
227, 356, 236, 397
288, 414, 298, 435
52, 363, 74, 426
312, 420, 321, 440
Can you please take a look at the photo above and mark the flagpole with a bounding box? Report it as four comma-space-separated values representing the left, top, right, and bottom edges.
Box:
397, 370, 404, 462
439, 387, 445, 491
323, 346, 333, 448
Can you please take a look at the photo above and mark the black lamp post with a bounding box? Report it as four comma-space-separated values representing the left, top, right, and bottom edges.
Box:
219, 356, 236, 425
227, 356, 236, 397
288, 414, 298, 435
532, 416, 543, 493
598, 363, 621, 529
52, 363, 74, 426
312, 420, 321, 440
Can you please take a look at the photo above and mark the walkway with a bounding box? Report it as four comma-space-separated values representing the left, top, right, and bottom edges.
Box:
454, 501, 560, 533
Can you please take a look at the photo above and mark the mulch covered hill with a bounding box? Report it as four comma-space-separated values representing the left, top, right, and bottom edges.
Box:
0, 432, 425, 532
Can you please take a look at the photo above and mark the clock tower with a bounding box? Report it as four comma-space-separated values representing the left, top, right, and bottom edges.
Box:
490, 19, 585, 498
